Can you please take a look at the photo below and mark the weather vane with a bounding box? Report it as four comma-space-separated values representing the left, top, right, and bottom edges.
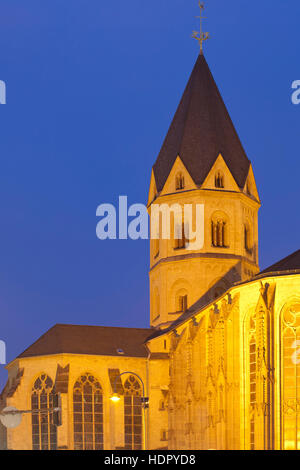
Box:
192, 2, 209, 54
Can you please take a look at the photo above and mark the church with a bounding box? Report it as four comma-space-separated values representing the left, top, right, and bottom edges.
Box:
1, 34, 300, 451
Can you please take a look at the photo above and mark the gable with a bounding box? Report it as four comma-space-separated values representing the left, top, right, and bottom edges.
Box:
201, 153, 240, 192
147, 169, 158, 206
243, 164, 260, 202
160, 156, 197, 196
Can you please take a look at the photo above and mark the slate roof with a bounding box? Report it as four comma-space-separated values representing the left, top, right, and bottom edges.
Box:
17, 324, 153, 359
153, 54, 250, 192
259, 249, 300, 275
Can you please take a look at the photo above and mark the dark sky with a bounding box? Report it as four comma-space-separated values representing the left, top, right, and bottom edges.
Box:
0, 0, 299, 388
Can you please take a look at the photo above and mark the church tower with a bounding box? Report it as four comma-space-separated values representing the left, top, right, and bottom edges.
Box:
148, 52, 261, 329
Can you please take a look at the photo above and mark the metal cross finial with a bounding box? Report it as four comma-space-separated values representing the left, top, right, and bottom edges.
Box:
192, 2, 209, 54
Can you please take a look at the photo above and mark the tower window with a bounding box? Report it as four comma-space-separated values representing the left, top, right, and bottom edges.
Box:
178, 295, 188, 312
215, 172, 224, 189
174, 223, 187, 250
211, 219, 228, 248
176, 173, 185, 190
244, 223, 252, 254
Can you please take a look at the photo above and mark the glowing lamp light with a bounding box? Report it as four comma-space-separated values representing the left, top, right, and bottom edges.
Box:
110, 393, 121, 403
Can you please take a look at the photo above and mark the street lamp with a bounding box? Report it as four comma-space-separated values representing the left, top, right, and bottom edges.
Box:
0, 393, 62, 429
110, 393, 121, 403
110, 371, 149, 450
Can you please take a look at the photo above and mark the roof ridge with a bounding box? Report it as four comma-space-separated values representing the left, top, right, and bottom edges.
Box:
54, 323, 152, 331
260, 249, 300, 274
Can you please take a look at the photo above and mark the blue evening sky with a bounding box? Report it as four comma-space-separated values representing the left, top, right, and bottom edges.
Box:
0, 0, 299, 387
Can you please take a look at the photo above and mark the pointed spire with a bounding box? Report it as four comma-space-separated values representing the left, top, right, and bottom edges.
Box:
153, 54, 251, 192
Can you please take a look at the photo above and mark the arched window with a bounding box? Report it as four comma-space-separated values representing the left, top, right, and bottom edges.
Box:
174, 223, 186, 249
281, 302, 300, 450
179, 295, 188, 312
73, 373, 103, 450
211, 215, 228, 248
124, 375, 143, 450
244, 311, 257, 450
244, 223, 252, 254
215, 172, 224, 189
176, 173, 185, 191
31, 374, 57, 450
175, 288, 188, 313
249, 330, 256, 450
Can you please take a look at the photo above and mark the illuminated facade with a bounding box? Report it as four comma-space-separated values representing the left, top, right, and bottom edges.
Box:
1, 51, 300, 450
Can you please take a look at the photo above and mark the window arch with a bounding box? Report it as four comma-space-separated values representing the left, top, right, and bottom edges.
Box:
215, 172, 224, 189
175, 172, 185, 191
124, 375, 143, 450
211, 212, 229, 248
31, 374, 57, 450
73, 373, 103, 450
281, 302, 300, 450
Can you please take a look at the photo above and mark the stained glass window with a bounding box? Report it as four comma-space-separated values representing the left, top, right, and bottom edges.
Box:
73, 373, 103, 450
281, 303, 300, 450
124, 375, 143, 450
31, 374, 57, 450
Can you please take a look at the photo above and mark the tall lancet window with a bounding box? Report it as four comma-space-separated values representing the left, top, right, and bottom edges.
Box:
73, 373, 104, 450
176, 173, 185, 191
174, 223, 186, 250
211, 214, 228, 248
249, 330, 257, 450
244, 312, 257, 450
31, 374, 57, 450
281, 302, 300, 450
124, 375, 143, 450
244, 223, 252, 254
215, 172, 224, 188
